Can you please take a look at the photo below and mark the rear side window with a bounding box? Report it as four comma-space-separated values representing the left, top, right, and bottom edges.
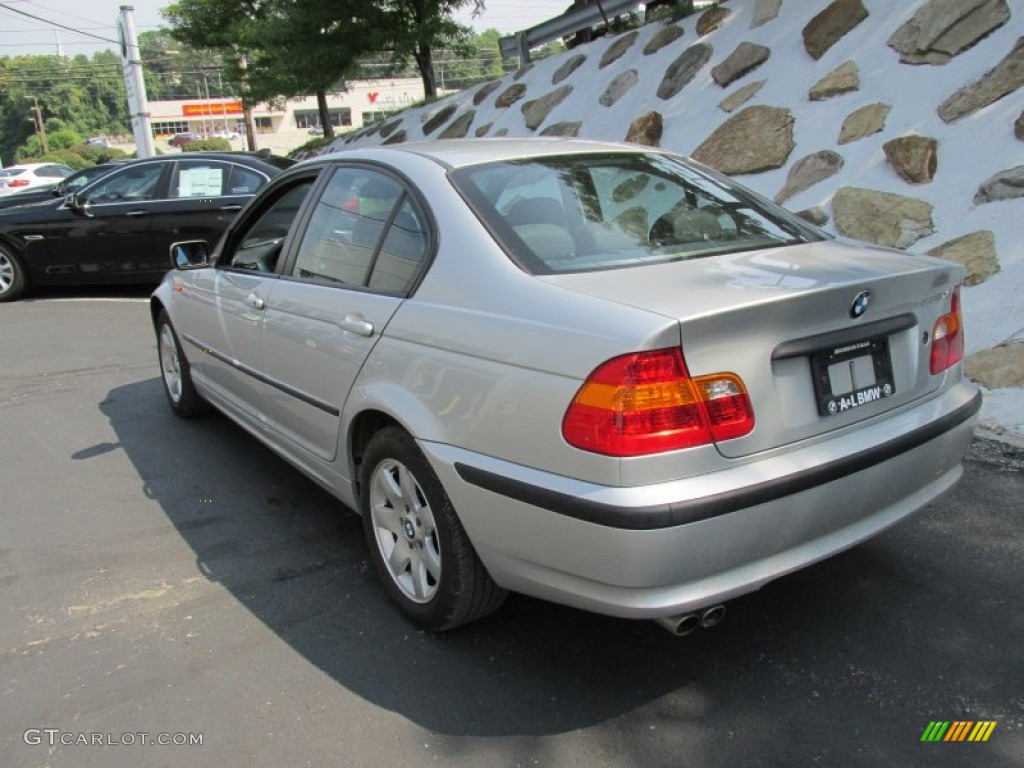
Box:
368, 198, 428, 293
170, 161, 268, 198
290, 167, 428, 294
227, 165, 266, 195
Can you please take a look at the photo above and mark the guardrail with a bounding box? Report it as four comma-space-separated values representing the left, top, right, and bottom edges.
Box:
499, 0, 644, 63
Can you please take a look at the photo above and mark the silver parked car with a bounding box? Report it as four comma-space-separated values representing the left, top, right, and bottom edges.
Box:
152, 139, 980, 633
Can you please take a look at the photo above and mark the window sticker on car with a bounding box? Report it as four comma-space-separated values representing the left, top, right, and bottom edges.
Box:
179, 168, 224, 197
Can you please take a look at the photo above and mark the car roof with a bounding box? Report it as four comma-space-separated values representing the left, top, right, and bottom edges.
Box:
3, 162, 73, 173
309, 138, 658, 171
120, 151, 294, 171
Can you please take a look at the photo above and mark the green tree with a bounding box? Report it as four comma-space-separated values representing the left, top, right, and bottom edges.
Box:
245, 0, 384, 139
0, 53, 130, 164
378, 0, 485, 99
161, 0, 263, 147
162, 0, 383, 144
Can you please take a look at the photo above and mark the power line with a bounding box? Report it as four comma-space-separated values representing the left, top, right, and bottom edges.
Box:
0, 1, 121, 45
20, 0, 121, 31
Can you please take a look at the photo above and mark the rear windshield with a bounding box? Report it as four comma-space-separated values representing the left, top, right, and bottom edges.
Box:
450, 152, 824, 275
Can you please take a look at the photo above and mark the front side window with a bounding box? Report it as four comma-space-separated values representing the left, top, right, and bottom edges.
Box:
451, 152, 823, 274
224, 180, 316, 272
83, 164, 165, 204
63, 165, 114, 195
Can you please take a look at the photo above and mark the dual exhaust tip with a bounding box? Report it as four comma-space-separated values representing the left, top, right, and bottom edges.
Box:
654, 605, 727, 636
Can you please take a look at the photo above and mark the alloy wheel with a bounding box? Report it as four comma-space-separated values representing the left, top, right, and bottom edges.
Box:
369, 458, 441, 603
159, 324, 183, 403
0, 252, 13, 292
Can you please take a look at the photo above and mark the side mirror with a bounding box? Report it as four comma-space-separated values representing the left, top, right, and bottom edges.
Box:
66, 192, 92, 217
171, 240, 210, 269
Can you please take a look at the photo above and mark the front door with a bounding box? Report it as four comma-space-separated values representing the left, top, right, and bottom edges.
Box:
172, 176, 320, 425
44, 162, 168, 278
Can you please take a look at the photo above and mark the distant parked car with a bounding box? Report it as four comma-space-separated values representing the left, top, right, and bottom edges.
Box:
0, 161, 129, 211
307, 125, 324, 135
0, 163, 74, 195
151, 139, 980, 633
86, 136, 111, 148
213, 129, 239, 140
0, 152, 294, 301
168, 132, 202, 148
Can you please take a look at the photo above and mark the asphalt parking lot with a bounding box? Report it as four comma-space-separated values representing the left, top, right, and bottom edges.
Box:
1, 290, 1022, 768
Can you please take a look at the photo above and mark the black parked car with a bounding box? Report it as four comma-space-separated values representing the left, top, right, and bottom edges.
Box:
0, 161, 130, 212
0, 152, 294, 301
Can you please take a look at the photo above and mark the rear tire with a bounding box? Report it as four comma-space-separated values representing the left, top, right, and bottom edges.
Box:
0, 245, 27, 302
156, 310, 209, 417
360, 427, 506, 631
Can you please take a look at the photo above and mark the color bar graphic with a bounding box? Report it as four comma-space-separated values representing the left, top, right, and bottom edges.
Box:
920, 721, 997, 742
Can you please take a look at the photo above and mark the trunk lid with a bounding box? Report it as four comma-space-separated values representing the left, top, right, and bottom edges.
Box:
542, 239, 962, 458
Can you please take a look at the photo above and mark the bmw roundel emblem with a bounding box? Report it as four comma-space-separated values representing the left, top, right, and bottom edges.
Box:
850, 290, 871, 319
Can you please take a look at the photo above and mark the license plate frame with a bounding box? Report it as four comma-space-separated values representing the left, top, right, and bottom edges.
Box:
811, 336, 895, 417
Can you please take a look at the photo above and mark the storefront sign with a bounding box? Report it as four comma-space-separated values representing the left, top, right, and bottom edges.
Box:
183, 101, 243, 116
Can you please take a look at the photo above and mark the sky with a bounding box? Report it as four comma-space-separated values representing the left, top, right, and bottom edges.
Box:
0, 0, 572, 58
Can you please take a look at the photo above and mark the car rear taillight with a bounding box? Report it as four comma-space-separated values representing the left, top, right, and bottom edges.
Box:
930, 285, 964, 375
562, 348, 755, 456
8, 179, 29, 188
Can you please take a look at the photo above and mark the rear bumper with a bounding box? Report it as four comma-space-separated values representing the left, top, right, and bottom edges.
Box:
420, 383, 980, 620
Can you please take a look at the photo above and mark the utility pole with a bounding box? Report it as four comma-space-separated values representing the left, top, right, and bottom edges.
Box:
117, 6, 156, 158
29, 97, 49, 155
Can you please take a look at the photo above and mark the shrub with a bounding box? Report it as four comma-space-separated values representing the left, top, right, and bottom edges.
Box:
47, 130, 84, 152
182, 138, 231, 152
69, 143, 106, 163
38, 150, 90, 170
14, 137, 45, 163
69, 144, 131, 163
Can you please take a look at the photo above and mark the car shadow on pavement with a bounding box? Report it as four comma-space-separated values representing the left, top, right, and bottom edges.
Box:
94, 377, 1023, 753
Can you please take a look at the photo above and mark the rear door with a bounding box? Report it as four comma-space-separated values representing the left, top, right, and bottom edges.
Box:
258, 165, 431, 461
149, 158, 272, 257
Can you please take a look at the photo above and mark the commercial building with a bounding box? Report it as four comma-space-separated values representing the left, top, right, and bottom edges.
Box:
147, 78, 426, 140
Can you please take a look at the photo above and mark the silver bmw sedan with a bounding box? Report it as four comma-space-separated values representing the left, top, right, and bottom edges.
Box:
152, 139, 980, 634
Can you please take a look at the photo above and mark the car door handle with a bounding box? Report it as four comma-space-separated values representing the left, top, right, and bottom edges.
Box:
220, 204, 243, 211
245, 293, 265, 310
338, 313, 373, 337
